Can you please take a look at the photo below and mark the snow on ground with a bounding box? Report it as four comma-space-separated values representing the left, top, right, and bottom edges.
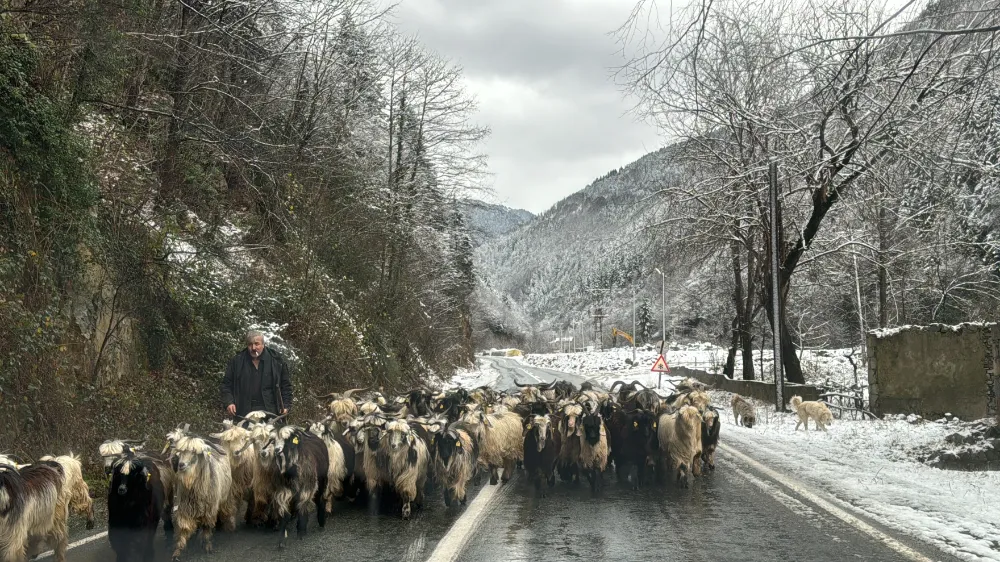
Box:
520, 342, 865, 390
716, 390, 1000, 561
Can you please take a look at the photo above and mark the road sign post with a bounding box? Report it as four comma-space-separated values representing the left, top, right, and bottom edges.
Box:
651, 354, 670, 389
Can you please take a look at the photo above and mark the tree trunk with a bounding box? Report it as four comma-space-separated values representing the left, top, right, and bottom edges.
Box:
877, 204, 889, 328
723, 317, 737, 378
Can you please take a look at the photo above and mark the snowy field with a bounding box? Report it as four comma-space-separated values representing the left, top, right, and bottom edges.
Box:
518, 342, 866, 390
716, 390, 1000, 561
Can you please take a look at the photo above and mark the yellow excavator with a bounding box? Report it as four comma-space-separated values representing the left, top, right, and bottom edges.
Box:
611, 327, 634, 346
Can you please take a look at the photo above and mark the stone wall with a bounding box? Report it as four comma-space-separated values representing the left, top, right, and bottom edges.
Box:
867, 323, 999, 420
671, 366, 822, 407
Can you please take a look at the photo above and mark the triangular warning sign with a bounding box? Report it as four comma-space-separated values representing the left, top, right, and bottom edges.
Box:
651, 354, 670, 372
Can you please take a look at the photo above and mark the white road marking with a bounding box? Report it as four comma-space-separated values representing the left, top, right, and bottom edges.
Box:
35, 530, 109, 559
719, 443, 935, 562
424, 476, 515, 562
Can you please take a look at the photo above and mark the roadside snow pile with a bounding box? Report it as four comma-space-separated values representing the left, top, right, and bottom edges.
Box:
716, 391, 1000, 561
443, 360, 503, 390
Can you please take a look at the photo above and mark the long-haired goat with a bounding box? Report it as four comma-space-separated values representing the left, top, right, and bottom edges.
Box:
271, 426, 329, 547
790, 395, 833, 431
658, 405, 703, 487
210, 421, 256, 518
26, 454, 94, 560
322, 388, 366, 431
460, 410, 523, 486
554, 402, 583, 484
578, 413, 609, 493
0, 455, 63, 562
106, 450, 167, 562
434, 427, 478, 506
701, 406, 721, 471
166, 430, 236, 560
308, 417, 356, 509
377, 419, 430, 519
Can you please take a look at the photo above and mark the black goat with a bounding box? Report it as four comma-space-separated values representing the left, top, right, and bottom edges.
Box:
272, 427, 330, 548
107, 452, 166, 562
522, 414, 560, 497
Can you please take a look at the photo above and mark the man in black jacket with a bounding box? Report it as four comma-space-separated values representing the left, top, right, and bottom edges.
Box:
221, 330, 293, 417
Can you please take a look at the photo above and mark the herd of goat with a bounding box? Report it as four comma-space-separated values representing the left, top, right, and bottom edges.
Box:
0, 377, 833, 562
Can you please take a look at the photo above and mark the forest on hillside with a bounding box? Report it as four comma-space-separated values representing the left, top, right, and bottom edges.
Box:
476, 0, 1000, 383
0, 0, 486, 461
618, 0, 1000, 382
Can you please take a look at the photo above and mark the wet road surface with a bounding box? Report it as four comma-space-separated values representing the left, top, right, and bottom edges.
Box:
55, 357, 959, 562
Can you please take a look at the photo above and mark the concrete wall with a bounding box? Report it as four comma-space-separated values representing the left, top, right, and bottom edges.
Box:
671, 366, 821, 407
867, 323, 999, 420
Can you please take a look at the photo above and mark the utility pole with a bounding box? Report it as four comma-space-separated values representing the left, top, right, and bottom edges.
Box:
655, 267, 666, 351
769, 160, 785, 411
632, 286, 637, 363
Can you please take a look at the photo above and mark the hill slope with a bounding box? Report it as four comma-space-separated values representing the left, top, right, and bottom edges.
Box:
458, 199, 534, 247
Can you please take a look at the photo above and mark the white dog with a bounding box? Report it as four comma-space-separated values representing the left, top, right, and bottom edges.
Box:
789, 395, 833, 431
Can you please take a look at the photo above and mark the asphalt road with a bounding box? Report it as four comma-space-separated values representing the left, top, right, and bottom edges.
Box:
56, 357, 958, 562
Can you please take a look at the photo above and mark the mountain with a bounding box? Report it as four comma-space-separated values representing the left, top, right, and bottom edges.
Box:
458, 199, 534, 247
470, 146, 715, 350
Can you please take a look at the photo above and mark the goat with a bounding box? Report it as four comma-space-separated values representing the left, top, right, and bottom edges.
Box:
99, 439, 174, 531
522, 414, 560, 497
555, 402, 583, 484
513, 381, 547, 404
730, 394, 757, 428
210, 421, 256, 518
27, 454, 94, 560
460, 410, 523, 485
270, 426, 329, 548
434, 427, 478, 506
610, 409, 658, 490
0, 455, 63, 562
106, 450, 167, 562
790, 395, 833, 431
321, 388, 366, 431
345, 413, 387, 501
166, 431, 236, 561
578, 413, 609, 493
658, 405, 703, 487
245, 420, 281, 527
701, 406, 721, 471
308, 417, 356, 509
377, 419, 430, 519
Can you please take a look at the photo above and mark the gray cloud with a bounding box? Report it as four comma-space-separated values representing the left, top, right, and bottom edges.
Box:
392, 0, 662, 213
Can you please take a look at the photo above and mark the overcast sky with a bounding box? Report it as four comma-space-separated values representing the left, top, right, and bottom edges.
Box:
389, 0, 663, 214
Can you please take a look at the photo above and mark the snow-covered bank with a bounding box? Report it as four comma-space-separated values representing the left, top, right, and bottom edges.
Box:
520, 342, 865, 390
717, 391, 1000, 561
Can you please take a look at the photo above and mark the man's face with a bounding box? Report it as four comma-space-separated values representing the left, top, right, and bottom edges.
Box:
248, 336, 264, 358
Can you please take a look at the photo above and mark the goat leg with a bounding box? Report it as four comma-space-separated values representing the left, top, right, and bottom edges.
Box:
171, 519, 196, 562
297, 503, 309, 539
277, 509, 293, 548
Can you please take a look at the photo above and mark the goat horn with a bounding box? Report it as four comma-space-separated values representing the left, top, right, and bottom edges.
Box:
319, 392, 340, 400
343, 388, 367, 399
513, 381, 533, 388
609, 381, 624, 393
631, 381, 649, 390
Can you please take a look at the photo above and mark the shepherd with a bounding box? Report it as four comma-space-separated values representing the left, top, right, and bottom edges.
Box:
221, 330, 293, 417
